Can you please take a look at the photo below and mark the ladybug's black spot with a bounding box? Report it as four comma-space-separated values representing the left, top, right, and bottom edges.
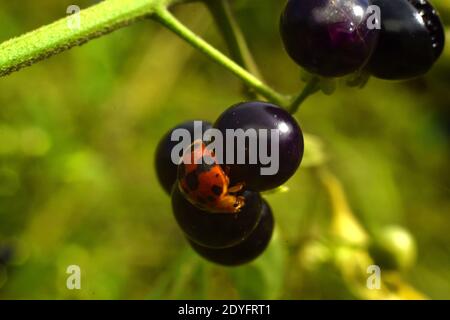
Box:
211, 185, 222, 196
185, 171, 199, 191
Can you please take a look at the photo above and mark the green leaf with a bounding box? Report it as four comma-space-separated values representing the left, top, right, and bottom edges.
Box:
228, 228, 287, 299
147, 248, 200, 299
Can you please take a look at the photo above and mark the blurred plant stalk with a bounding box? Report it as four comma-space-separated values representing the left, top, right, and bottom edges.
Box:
317, 167, 368, 246
314, 167, 427, 300
204, 0, 264, 100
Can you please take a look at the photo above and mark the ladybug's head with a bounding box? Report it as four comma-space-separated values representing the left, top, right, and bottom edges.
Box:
212, 194, 245, 214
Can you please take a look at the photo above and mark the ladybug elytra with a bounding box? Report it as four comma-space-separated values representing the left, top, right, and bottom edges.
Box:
177, 140, 245, 213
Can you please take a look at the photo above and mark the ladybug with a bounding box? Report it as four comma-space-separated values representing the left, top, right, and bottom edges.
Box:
177, 140, 245, 213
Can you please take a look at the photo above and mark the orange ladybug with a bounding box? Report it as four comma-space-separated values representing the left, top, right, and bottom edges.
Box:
177, 140, 245, 213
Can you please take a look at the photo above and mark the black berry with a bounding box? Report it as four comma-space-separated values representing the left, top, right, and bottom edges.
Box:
171, 185, 263, 249
214, 101, 304, 191
280, 0, 379, 77
367, 0, 445, 80
155, 120, 212, 194
188, 200, 274, 266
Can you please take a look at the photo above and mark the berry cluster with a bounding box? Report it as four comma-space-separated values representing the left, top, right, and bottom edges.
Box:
154, 0, 444, 266
155, 102, 304, 266
280, 0, 445, 79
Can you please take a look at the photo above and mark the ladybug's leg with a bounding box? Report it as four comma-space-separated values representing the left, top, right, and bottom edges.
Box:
233, 195, 245, 211
222, 173, 230, 187
228, 182, 245, 193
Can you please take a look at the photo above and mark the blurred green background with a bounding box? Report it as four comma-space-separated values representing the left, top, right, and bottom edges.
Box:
0, 0, 449, 299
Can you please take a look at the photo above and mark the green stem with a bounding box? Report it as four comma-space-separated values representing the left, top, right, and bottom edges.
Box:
205, 0, 263, 100
153, 8, 289, 106
0, 0, 177, 77
205, 0, 262, 79
288, 77, 320, 114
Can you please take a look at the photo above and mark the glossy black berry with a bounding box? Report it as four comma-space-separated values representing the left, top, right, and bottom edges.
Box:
188, 200, 274, 266
155, 120, 212, 194
214, 101, 303, 191
367, 0, 445, 80
171, 185, 262, 249
280, 0, 379, 77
